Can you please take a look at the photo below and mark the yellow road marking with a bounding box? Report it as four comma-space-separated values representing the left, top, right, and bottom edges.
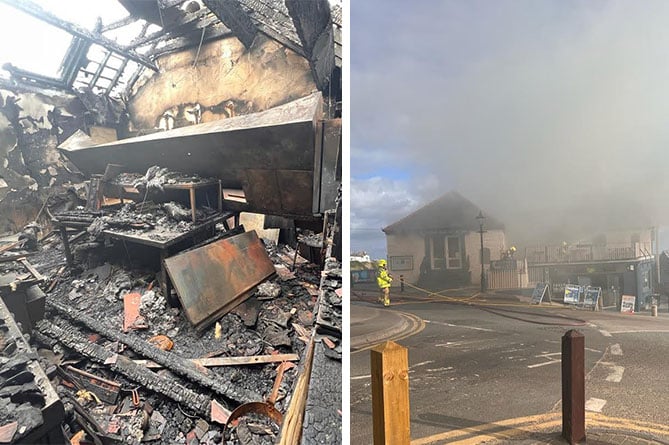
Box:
411, 412, 669, 444
411, 413, 560, 444
351, 311, 425, 354
447, 420, 563, 445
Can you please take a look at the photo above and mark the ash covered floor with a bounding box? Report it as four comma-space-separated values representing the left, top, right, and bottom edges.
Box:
0, 205, 341, 444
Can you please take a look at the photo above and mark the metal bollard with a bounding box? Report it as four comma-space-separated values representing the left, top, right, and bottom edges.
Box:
652, 305, 658, 317
562, 329, 585, 444
400, 275, 404, 293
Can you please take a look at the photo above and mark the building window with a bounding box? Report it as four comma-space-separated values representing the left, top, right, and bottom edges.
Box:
390, 256, 413, 271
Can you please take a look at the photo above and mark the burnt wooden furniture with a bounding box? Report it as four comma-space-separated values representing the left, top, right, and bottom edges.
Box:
54, 211, 237, 300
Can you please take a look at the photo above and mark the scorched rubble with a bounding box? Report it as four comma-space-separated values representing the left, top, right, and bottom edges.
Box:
0, 219, 335, 444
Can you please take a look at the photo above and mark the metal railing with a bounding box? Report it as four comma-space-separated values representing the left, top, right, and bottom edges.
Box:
525, 242, 653, 264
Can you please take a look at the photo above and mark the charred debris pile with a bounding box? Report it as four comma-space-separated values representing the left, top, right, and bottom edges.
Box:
0, 163, 342, 444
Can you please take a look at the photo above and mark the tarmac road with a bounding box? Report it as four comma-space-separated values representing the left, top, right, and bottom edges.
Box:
350, 291, 669, 444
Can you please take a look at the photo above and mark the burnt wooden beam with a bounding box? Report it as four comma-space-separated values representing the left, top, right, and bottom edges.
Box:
60, 36, 92, 87
104, 20, 151, 96
100, 15, 137, 32
285, 0, 330, 53
159, 0, 189, 8
118, 0, 185, 27
147, 25, 233, 58
0, 0, 158, 71
35, 319, 212, 416
285, 0, 334, 91
124, 64, 147, 98
105, 58, 130, 96
2, 63, 68, 91
89, 50, 113, 87
202, 0, 257, 48
128, 9, 215, 49
46, 298, 261, 404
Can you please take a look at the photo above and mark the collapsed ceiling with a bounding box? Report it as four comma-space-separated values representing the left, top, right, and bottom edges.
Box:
0, 0, 342, 99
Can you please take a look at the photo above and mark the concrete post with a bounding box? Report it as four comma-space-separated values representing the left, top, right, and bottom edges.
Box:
562, 329, 585, 444
371, 341, 410, 445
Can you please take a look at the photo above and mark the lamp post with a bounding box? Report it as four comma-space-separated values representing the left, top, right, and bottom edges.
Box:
476, 211, 487, 292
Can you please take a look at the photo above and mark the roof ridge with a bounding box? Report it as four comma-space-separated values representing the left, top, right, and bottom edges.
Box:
383, 190, 461, 233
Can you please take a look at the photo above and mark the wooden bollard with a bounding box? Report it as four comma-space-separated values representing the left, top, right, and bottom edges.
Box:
371, 341, 410, 445
562, 330, 585, 444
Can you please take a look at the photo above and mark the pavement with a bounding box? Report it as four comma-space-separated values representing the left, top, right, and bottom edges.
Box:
350, 285, 669, 445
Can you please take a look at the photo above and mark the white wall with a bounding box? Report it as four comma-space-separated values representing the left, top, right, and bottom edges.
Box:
386, 229, 507, 285
386, 233, 425, 285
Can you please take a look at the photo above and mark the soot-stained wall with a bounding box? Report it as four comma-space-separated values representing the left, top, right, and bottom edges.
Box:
128, 34, 317, 130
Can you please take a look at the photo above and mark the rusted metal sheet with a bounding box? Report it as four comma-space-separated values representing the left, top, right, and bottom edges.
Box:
59, 93, 324, 217
164, 231, 276, 330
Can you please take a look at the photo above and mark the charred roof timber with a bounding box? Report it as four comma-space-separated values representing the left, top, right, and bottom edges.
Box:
0, 0, 158, 72
286, 0, 335, 91
202, 0, 258, 49
0, 0, 341, 99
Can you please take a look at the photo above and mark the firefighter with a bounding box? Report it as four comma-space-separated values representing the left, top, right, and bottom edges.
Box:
377, 259, 393, 306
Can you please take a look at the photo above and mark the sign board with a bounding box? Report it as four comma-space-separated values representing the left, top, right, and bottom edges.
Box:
620, 295, 636, 313
582, 287, 601, 308
530, 283, 549, 305
564, 285, 581, 305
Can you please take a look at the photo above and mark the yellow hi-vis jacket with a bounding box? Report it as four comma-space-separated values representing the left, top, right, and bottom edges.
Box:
377, 267, 393, 289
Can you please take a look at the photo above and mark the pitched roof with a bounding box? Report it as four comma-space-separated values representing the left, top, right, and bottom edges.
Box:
383, 191, 504, 234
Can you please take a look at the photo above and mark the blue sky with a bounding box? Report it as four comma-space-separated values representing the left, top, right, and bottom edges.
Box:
351, 0, 669, 259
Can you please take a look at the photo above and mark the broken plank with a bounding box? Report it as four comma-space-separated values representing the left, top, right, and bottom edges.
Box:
0, 253, 36, 262
195, 354, 299, 367
134, 353, 299, 369
0, 240, 22, 254
19, 258, 45, 282
279, 335, 316, 445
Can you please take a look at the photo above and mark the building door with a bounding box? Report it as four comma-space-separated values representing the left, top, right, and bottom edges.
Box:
430, 235, 445, 269
623, 269, 637, 297
447, 236, 462, 269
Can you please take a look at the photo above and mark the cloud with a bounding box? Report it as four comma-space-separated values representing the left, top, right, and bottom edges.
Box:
350, 174, 441, 258
352, 0, 669, 245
